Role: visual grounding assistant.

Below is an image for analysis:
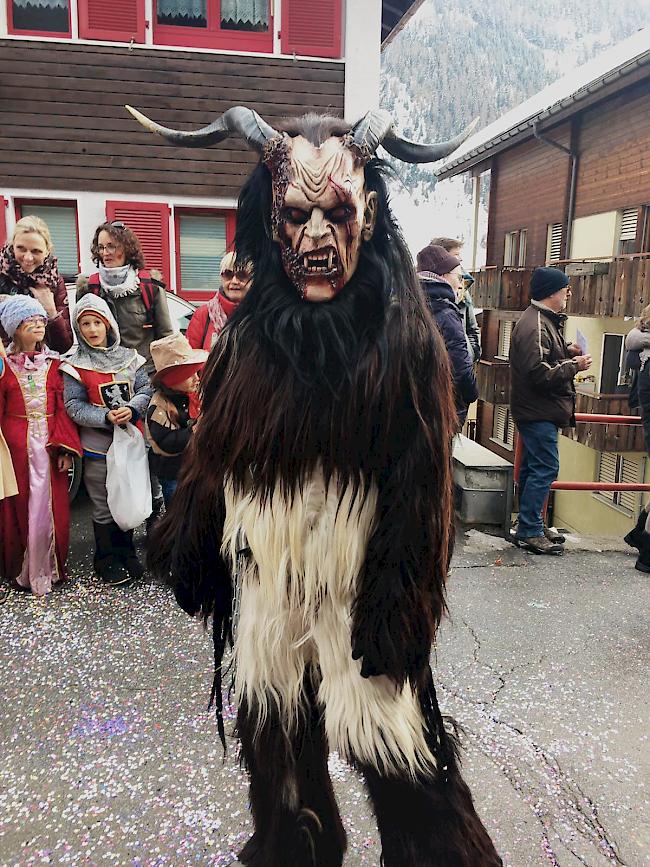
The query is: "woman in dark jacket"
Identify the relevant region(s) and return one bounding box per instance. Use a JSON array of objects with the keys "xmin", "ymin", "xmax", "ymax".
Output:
[
  {"xmin": 0, "ymin": 216, "xmax": 73, "ymax": 353},
  {"xmin": 416, "ymin": 244, "xmax": 478, "ymax": 427}
]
